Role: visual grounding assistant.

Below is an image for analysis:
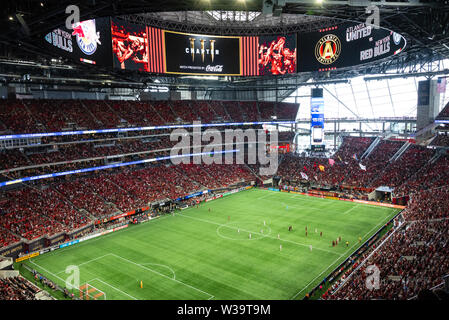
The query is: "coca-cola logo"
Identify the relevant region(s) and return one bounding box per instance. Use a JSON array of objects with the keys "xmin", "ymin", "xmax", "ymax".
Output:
[{"xmin": 205, "ymin": 65, "xmax": 223, "ymax": 72}]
